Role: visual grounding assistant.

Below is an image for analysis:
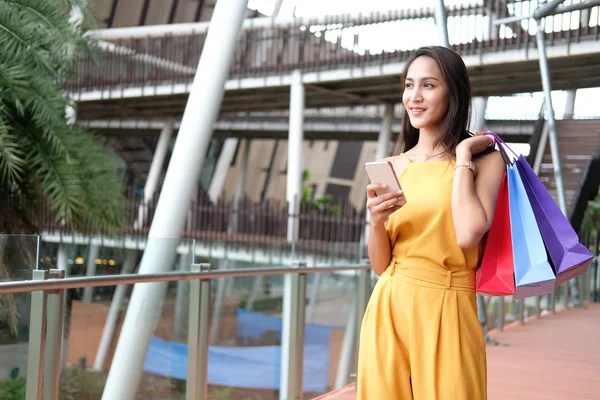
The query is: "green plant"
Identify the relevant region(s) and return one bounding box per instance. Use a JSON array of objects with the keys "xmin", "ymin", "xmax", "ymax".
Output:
[
  {"xmin": 0, "ymin": 0, "xmax": 125, "ymax": 336},
  {"xmin": 0, "ymin": 377, "xmax": 26, "ymax": 400},
  {"xmin": 239, "ymin": 295, "xmax": 283, "ymax": 312},
  {"xmin": 581, "ymin": 192, "xmax": 600, "ymax": 238},
  {"xmin": 0, "ymin": 0, "xmax": 125, "ymax": 234},
  {"xmin": 301, "ymin": 169, "xmax": 342, "ymax": 216}
]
